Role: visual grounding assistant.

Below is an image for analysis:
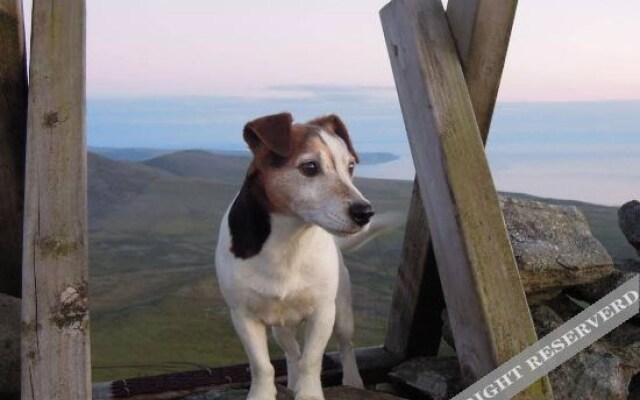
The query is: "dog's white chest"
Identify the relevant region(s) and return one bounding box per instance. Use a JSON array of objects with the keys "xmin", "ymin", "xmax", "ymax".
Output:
[
  {"xmin": 216, "ymin": 211, "xmax": 340, "ymax": 326},
  {"xmin": 247, "ymin": 290, "xmax": 316, "ymax": 326}
]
